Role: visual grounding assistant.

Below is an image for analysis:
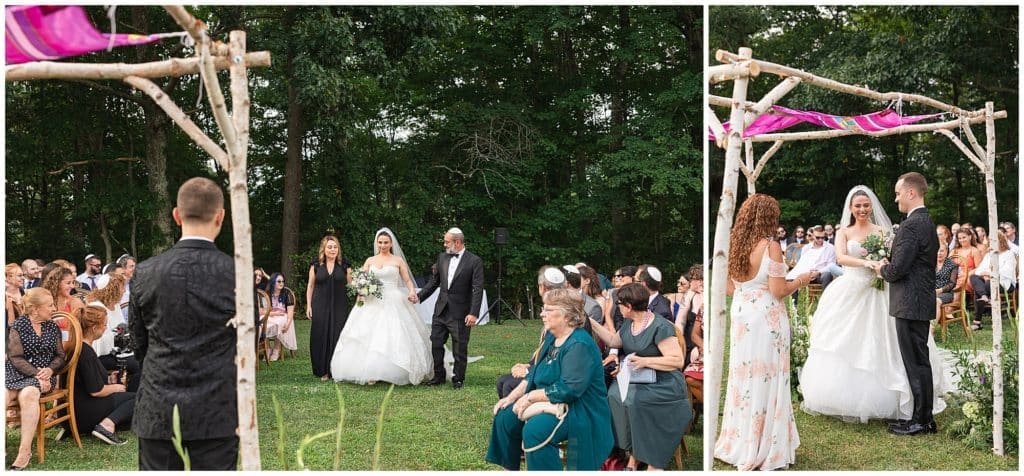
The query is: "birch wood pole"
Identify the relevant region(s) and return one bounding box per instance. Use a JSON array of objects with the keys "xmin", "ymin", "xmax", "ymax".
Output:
[
  {"xmin": 743, "ymin": 77, "xmax": 802, "ymax": 128},
  {"xmin": 706, "ymin": 105, "xmax": 727, "ymax": 148},
  {"xmin": 716, "ymin": 50, "xmax": 981, "ymax": 118},
  {"xmin": 706, "ymin": 46, "xmax": 753, "ymax": 470},
  {"xmin": 708, "ymin": 61, "xmax": 760, "ymax": 85},
  {"xmin": 4, "ymin": 53, "xmax": 270, "ymax": 81},
  {"xmin": 935, "ymin": 129, "xmax": 985, "ymax": 171},
  {"xmin": 984, "ymin": 101, "xmax": 1004, "ymax": 456},
  {"xmin": 123, "ymin": 76, "xmax": 229, "ymax": 168},
  {"xmin": 960, "ymin": 117, "xmax": 989, "ymax": 164},
  {"xmin": 743, "ymin": 140, "xmax": 756, "ymax": 194},
  {"xmin": 709, "ymin": 95, "xmax": 757, "ymax": 110}
]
